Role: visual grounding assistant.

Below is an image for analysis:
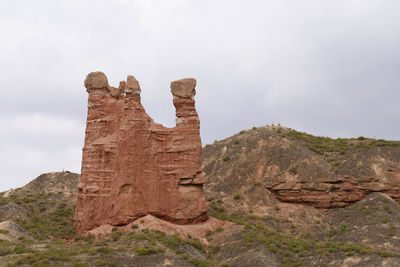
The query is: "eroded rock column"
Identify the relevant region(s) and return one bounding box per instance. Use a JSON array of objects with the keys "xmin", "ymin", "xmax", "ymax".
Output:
[{"xmin": 74, "ymin": 72, "xmax": 208, "ymax": 234}]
